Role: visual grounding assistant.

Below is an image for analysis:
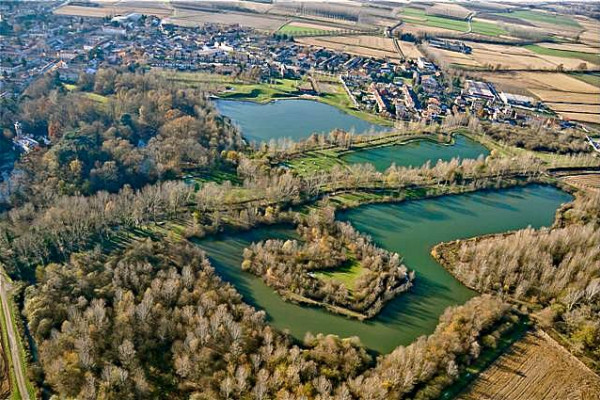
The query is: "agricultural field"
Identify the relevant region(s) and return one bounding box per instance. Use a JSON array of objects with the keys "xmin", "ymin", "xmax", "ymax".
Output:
[
  {"xmin": 397, "ymin": 41, "xmax": 423, "ymax": 60},
  {"xmin": 398, "ymin": 7, "xmax": 507, "ymax": 37},
  {"xmin": 277, "ymin": 21, "xmax": 343, "ymax": 37},
  {"xmin": 55, "ymin": 0, "xmax": 173, "ymax": 18},
  {"xmin": 472, "ymin": 71, "xmax": 600, "ymax": 124},
  {"xmin": 578, "ymin": 18, "xmax": 600, "ymax": 47},
  {"xmin": 297, "ymin": 35, "xmax": 401, "ymax": 61},
  {"xmin": 165, "ymin": 11, "xmax": 286, "ymax": 31},
  {"xmin": 498, "ymin": 10, "xmax": 581, "ymax": 28},
  {"xmin": 431, "ymin": 41, "xmax": 599, "ymax": 70},
  {"xmin": 570, "ymin": 72, "xmax": 600, "ymax": 88},
  {"xmin": 525, "ymin": 44, "xmax": 600, "ymax": 66},
  {"xmin": 458, "ymin": 330, "xmax": 600, "ymax": 400},
  {"xmin": 562, "ymin": 174, "xmax": 600, "ymax": 193}
]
